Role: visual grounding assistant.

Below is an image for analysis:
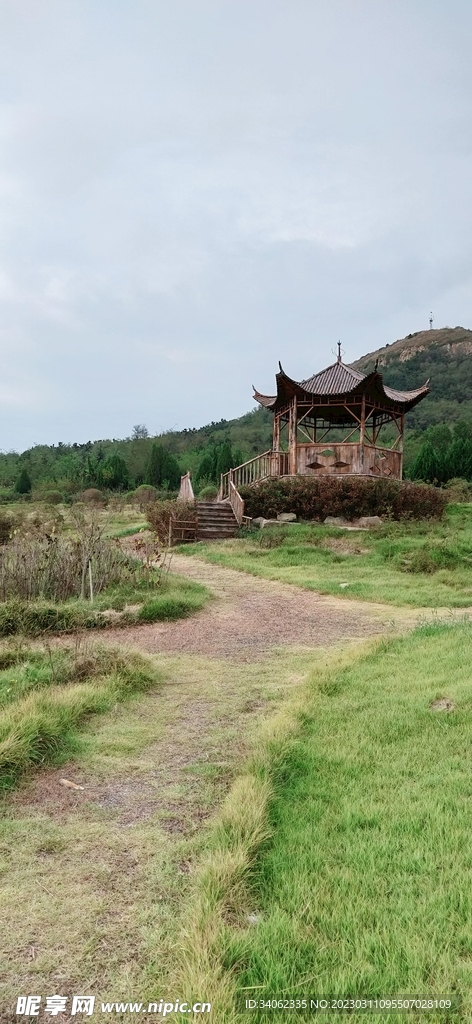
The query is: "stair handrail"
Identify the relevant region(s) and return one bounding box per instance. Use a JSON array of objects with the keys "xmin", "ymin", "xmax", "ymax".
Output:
[
  {"xmin": 229, "ymin": 479, "xmax": 244, "ymax": 525},
  {"xmin": 218, "ymin": 449, "xmax": 289, "ymax": 499}
]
